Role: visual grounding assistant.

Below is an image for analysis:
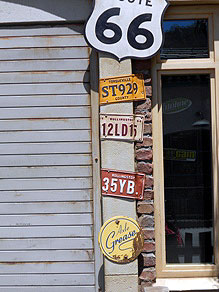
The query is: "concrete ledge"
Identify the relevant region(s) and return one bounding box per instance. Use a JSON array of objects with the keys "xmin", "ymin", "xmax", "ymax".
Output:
[
  {"xmin": 143, "ymin": 287, "xmax": 169, "ymax": 292},
  {"xmin": 154, "ymin": 278, "xmax": 219, "ymax": 291}
]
